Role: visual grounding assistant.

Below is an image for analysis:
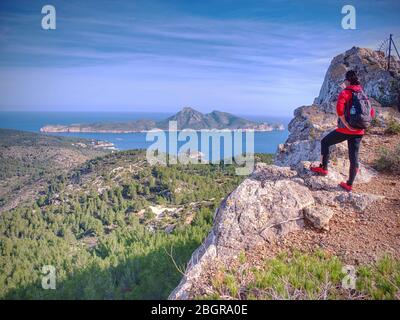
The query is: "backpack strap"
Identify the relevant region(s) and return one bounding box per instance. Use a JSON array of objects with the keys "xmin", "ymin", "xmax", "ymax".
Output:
[
  {"xmin": 343, "ymin": 89, "xmax": 355, "ymax": 119},
  {"xmin": 345, "ymin": 88, "xmax": 366, "ymax": 96}
]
